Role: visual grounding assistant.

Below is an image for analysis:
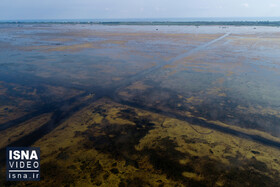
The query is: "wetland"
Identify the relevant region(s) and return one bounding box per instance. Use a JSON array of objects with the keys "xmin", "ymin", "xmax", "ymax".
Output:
[{"xmin": 0, "ymin": 24, "xmax": 280, "ymax": 186}]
